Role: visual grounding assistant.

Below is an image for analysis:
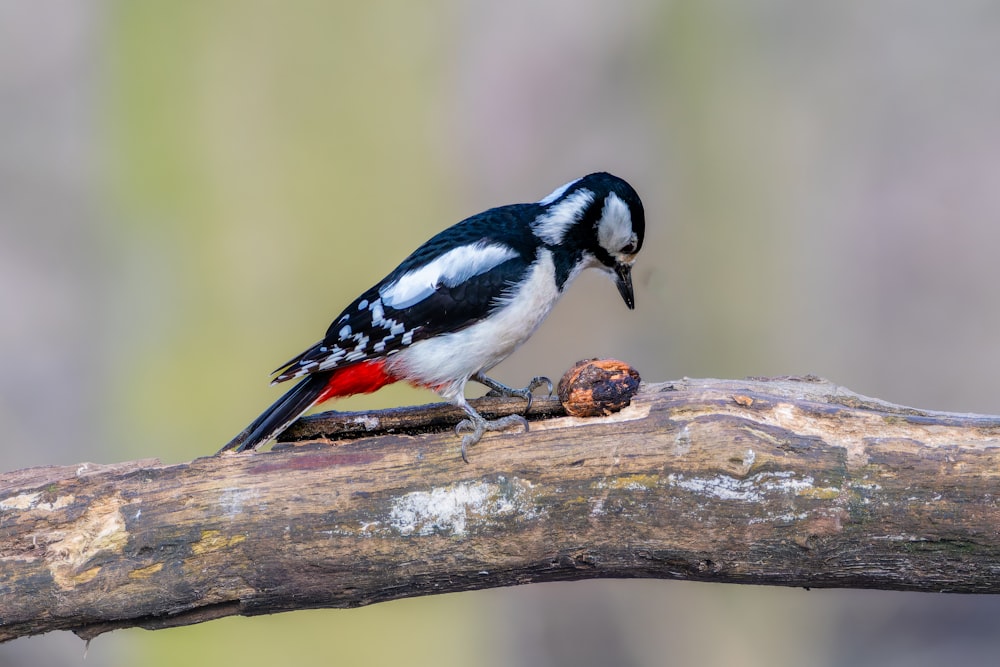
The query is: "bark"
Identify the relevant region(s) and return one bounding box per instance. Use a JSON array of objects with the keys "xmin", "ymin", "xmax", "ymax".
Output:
[{"xmin": 3, "ymin": 376, "xmax": 1000, "ymax": 643}]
